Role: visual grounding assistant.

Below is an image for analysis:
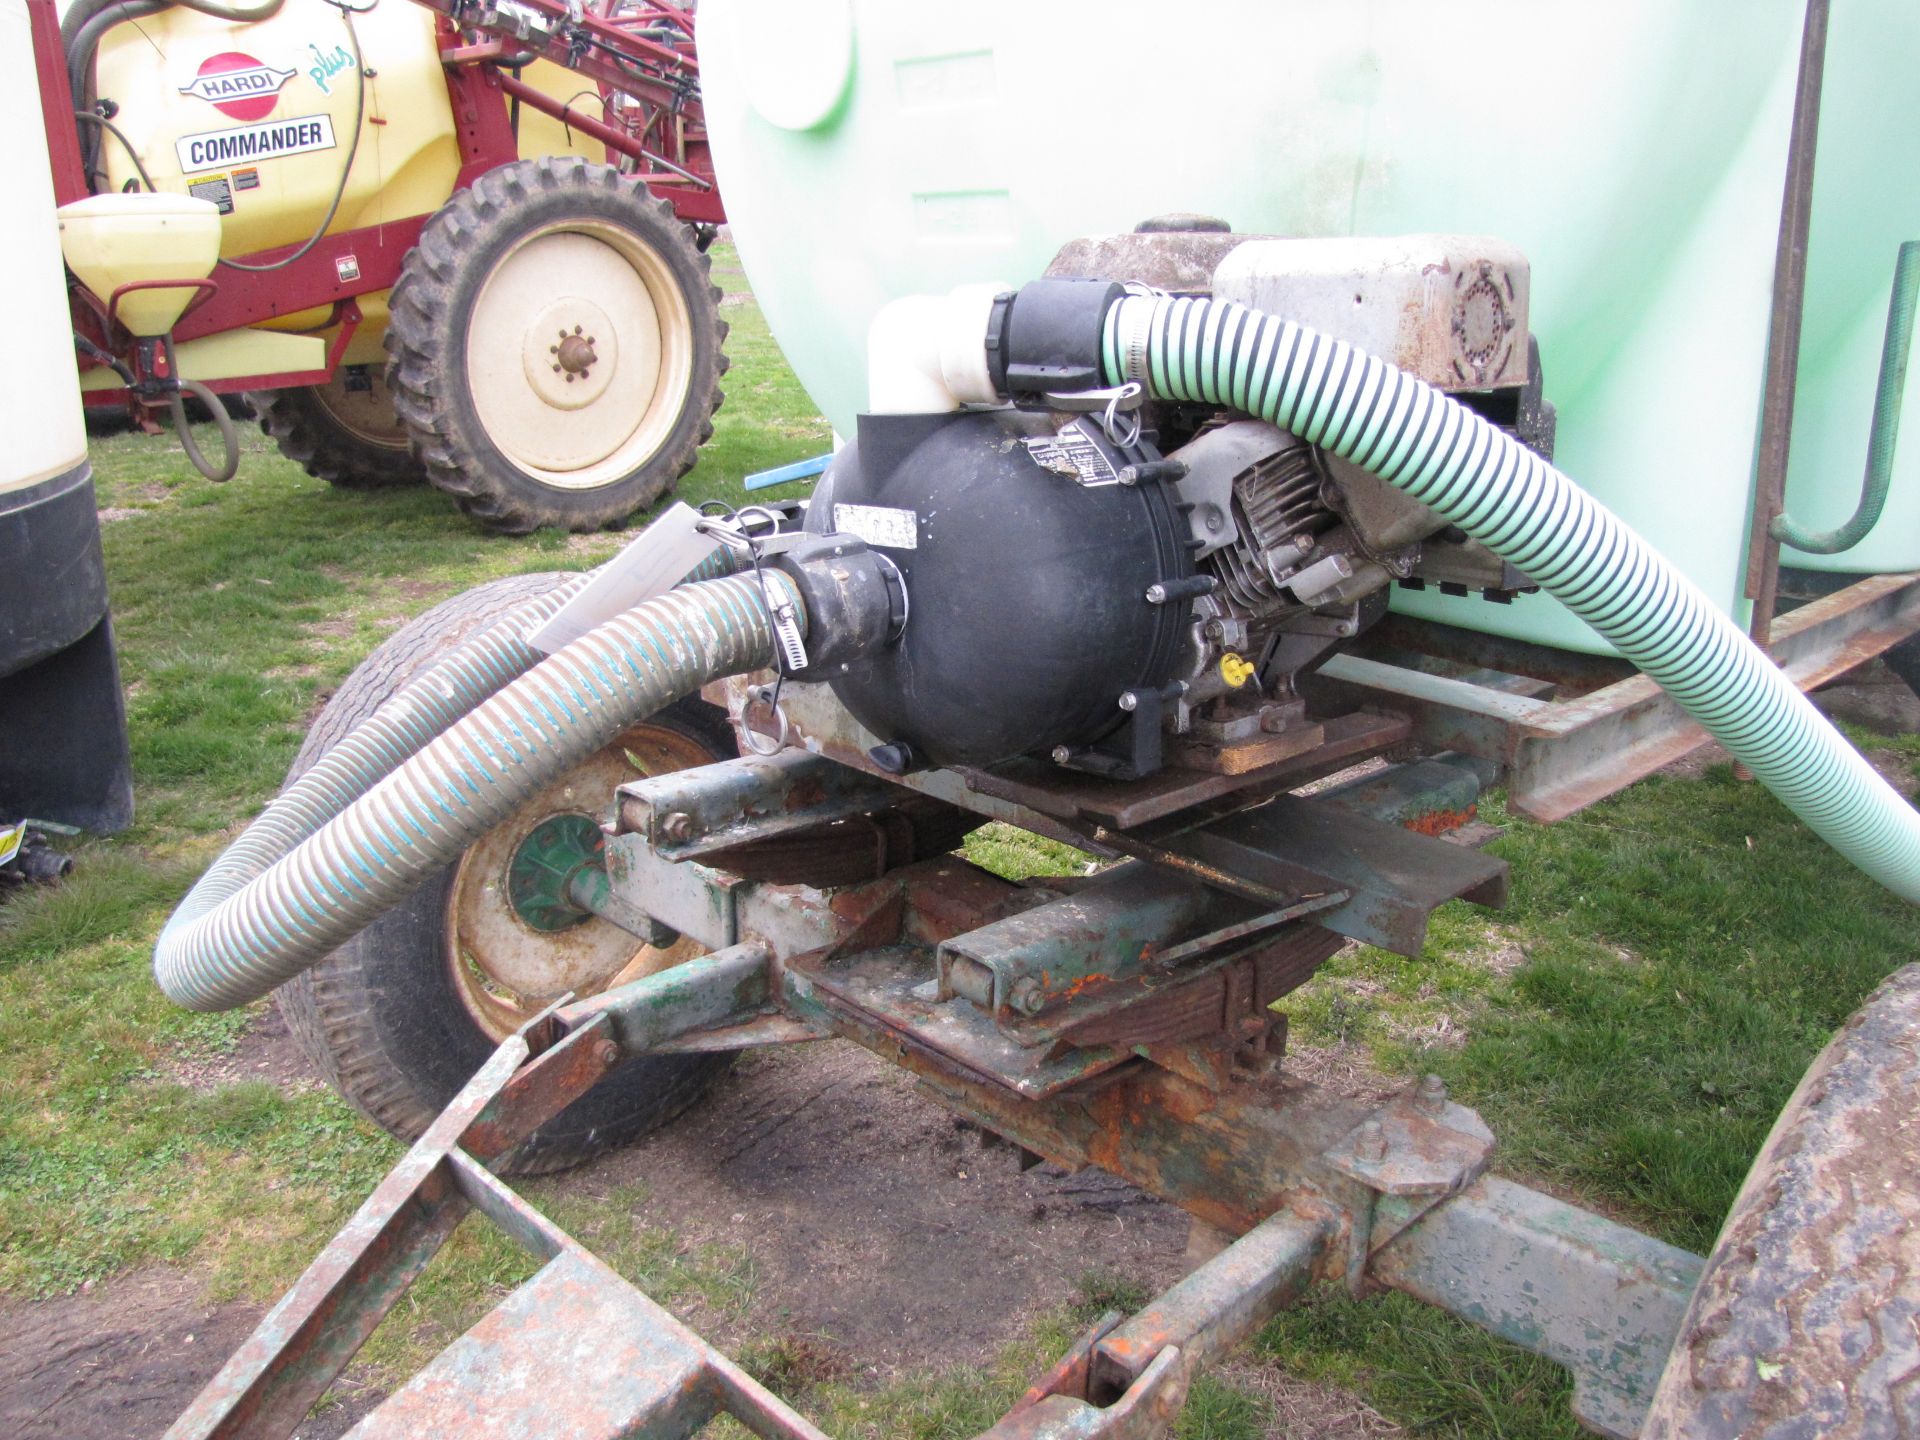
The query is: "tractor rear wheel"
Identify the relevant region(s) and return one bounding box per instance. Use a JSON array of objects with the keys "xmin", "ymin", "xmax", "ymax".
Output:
[
  {"xmin": 275, "ymin": 570, "xmax": 739, "ymax": 1175},
  {"xmin": 385, "ymin": 157, "xmax": 728, "ymax": 534},
  {"xmin": 249, "ymin": 367, "xmax": 426, "ymax": 489},
  {"xmin": 1641, "ymin": 963, "xmax": 1920, "ymax": 1439}
]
